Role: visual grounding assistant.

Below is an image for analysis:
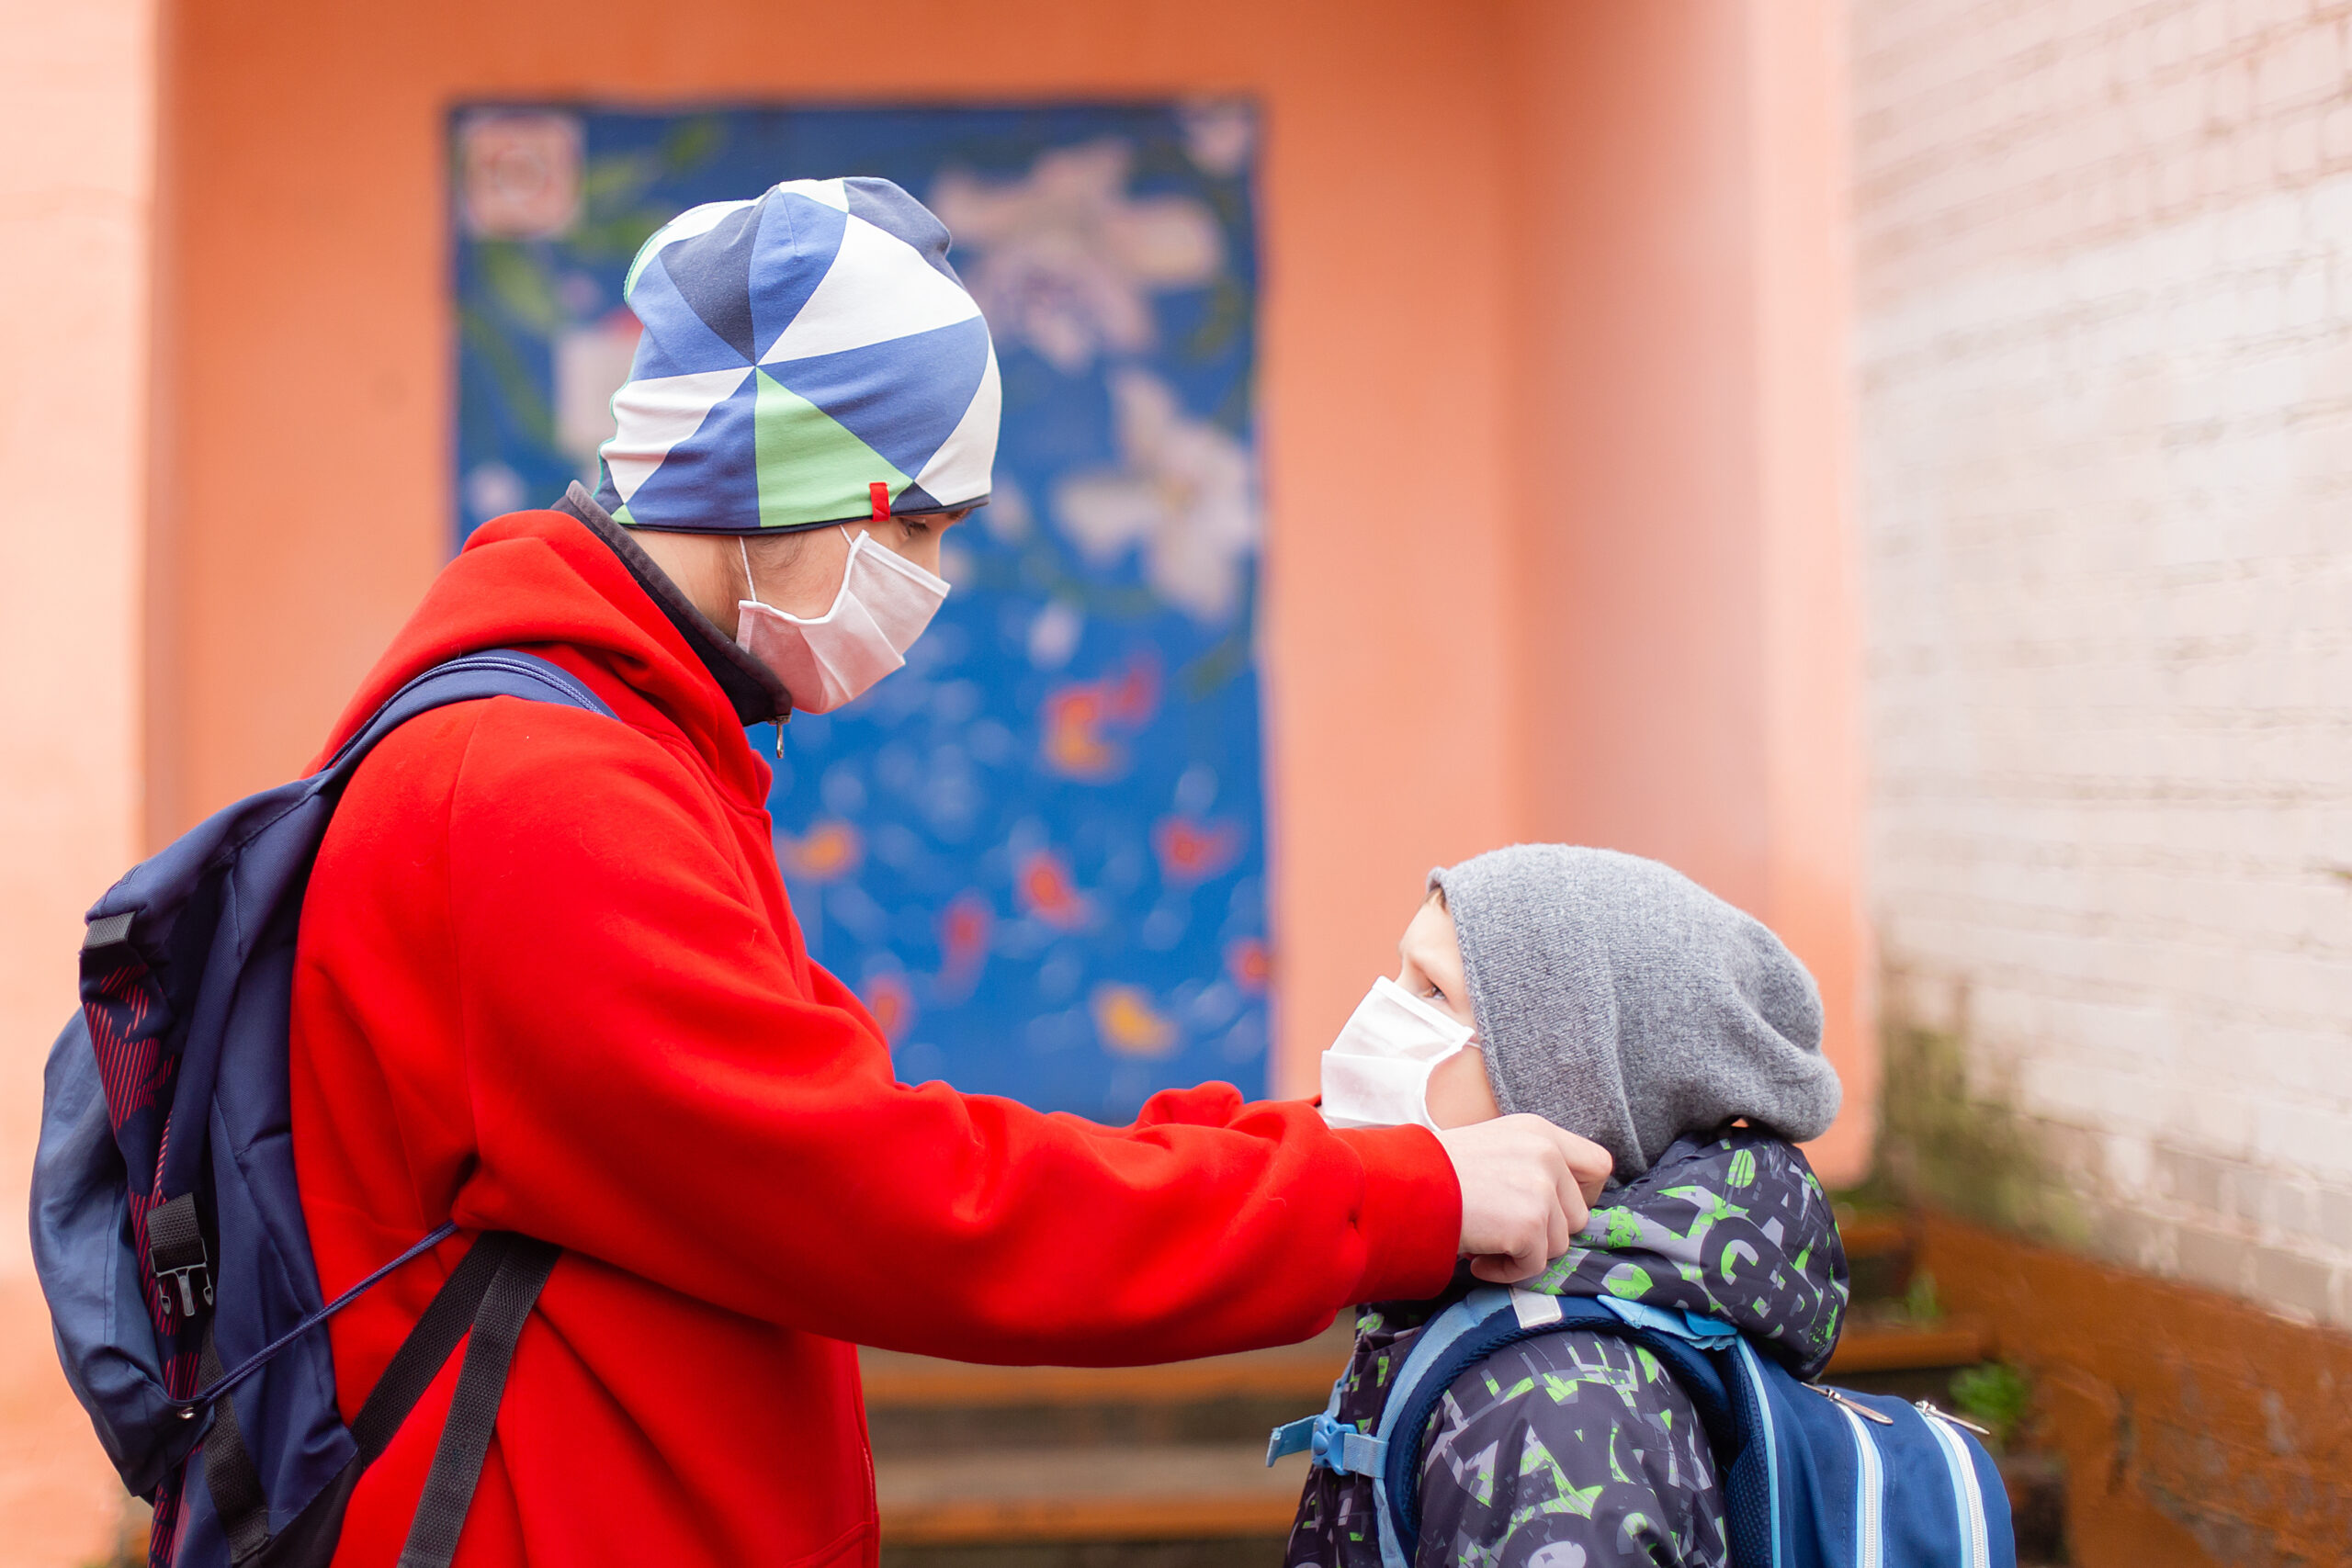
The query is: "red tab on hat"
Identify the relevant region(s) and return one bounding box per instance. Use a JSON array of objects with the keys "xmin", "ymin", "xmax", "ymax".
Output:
[{"xmin": 870, "ymin": 481, "xmax": 891, "ymax": 522}]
